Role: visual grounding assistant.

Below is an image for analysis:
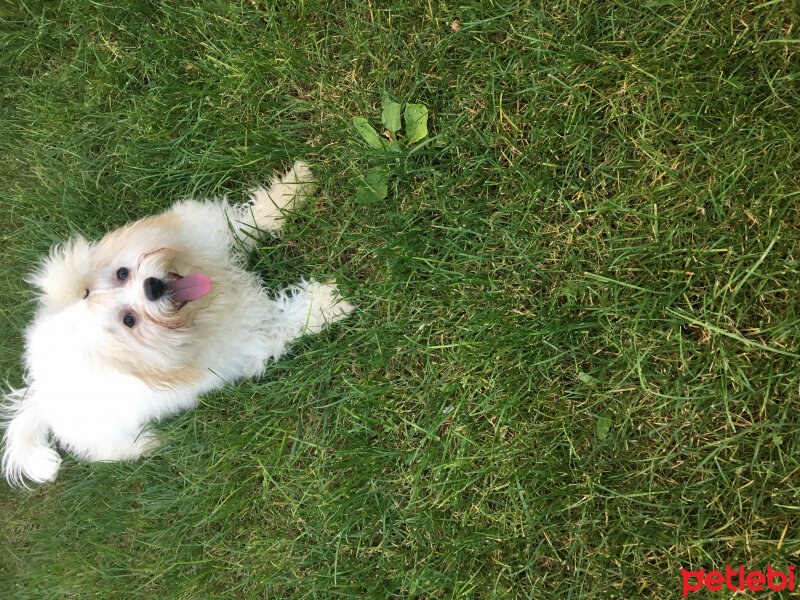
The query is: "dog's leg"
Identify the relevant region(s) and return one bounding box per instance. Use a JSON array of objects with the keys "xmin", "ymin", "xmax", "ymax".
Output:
[
  {"xmin": 261, "ymin": 280, "xmax": 355, "ymax": 361},
  {"xmin": 74, "ymin": 427, "xmax": 161, "ymax": 464},
  {"xmin": 228, "ymin": 161, "xmax": 316, "ymax": 250},
  {"xmin": 1, "ymin": 388, "xmax": 62, "ymax": 486}
]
